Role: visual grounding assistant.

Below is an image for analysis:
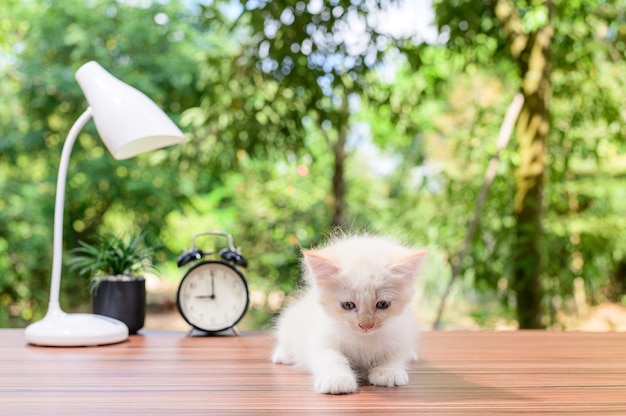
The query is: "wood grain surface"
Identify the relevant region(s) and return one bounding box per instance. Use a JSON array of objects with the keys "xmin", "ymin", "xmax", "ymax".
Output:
[{"xmin": 1, "ymin": 329, "xmax": 626, "ymax": 415}]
